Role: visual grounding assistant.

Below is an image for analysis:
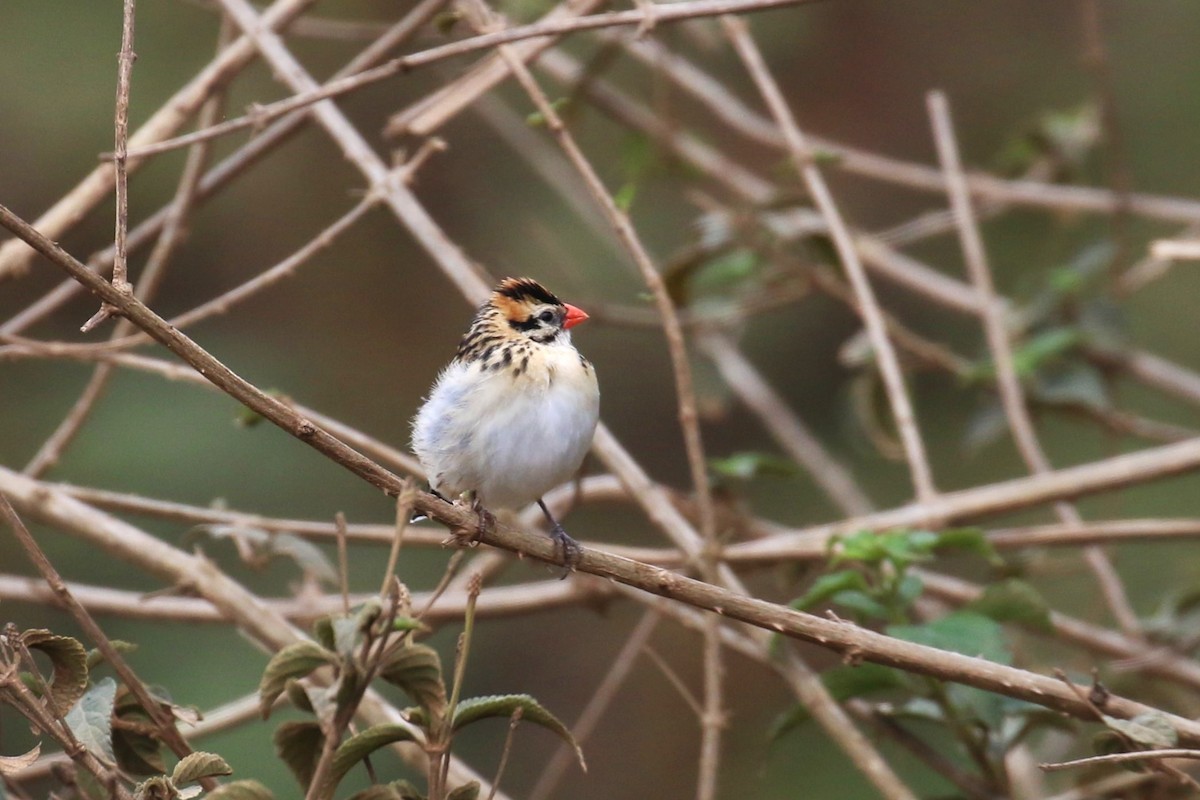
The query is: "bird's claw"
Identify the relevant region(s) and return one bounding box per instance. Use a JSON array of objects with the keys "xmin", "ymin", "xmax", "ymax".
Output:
[
  {"xmin": 472, "ymin": 504, "xmax": 496, "ymax": 543},
  {"xmin": 549, "ymin": 523, "xmax": 581, "ymax": 579}
]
